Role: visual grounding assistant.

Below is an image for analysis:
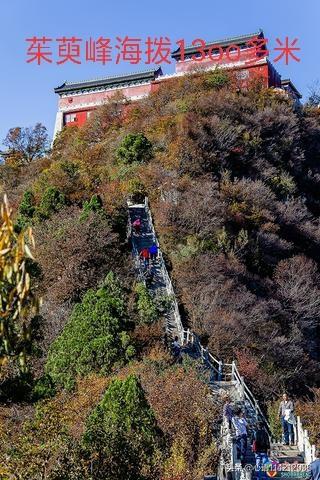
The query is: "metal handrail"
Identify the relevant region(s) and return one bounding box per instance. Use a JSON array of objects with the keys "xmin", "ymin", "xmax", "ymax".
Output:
[{"xmin": 232, "ymin": 362, "xmax": 271, "ymax": 432}]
